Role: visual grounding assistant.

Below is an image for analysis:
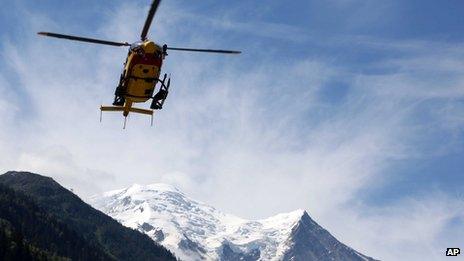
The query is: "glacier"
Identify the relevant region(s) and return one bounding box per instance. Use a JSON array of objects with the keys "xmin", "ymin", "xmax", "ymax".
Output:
[{"xmin": 89, "ymin": 183, "xmax": 375, "ymax": 261}]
